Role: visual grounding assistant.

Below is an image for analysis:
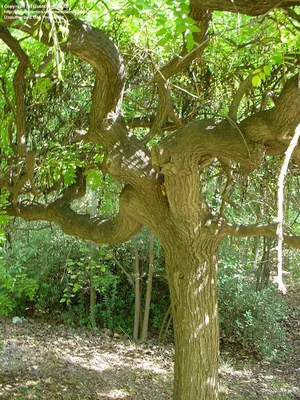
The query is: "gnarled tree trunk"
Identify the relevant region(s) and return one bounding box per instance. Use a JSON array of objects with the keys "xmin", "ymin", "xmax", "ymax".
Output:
[
  {"xmin": 164, "ymin": 232, "xmax": 221, "ymax": 400},
  {"xmin": 2, "ymin": 4, "xmax": 300, "ymax": 400}
]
